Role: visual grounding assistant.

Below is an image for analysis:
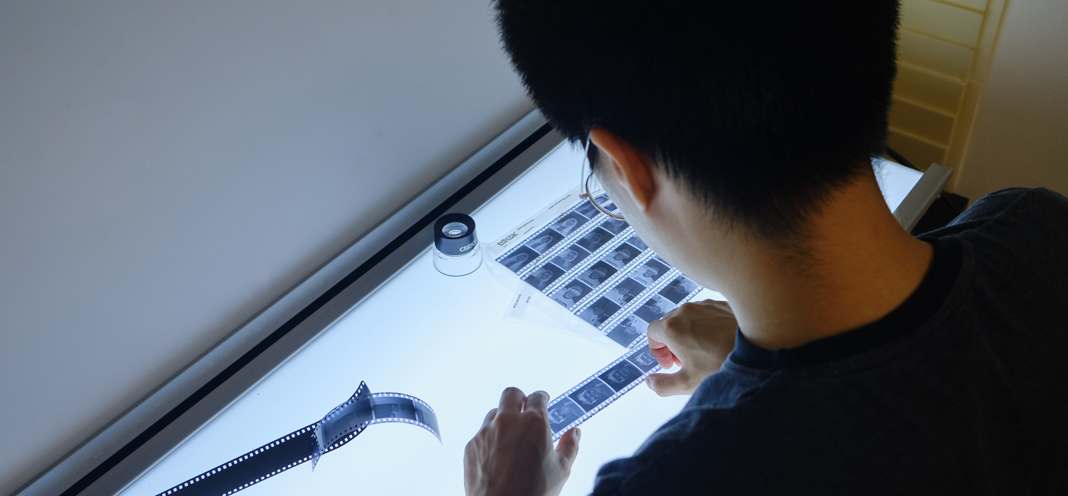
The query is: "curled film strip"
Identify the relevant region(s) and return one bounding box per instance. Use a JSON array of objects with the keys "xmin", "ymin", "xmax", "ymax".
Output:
[
  {"xmin": 156, "ymin": 382, "xmax": 439, "ymax": 496},
  {"xmin": 547, "ymin": 339, "xmax": 663, "ymax": 441}
]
